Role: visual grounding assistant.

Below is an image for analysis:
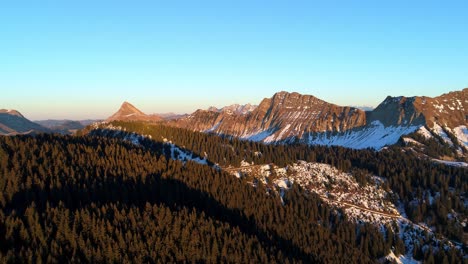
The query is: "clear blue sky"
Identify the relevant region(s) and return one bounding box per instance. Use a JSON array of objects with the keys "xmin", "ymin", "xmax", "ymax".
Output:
[{"xmin": 1, "ymin": 0, "xmax": 467, "ymax": 120}]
